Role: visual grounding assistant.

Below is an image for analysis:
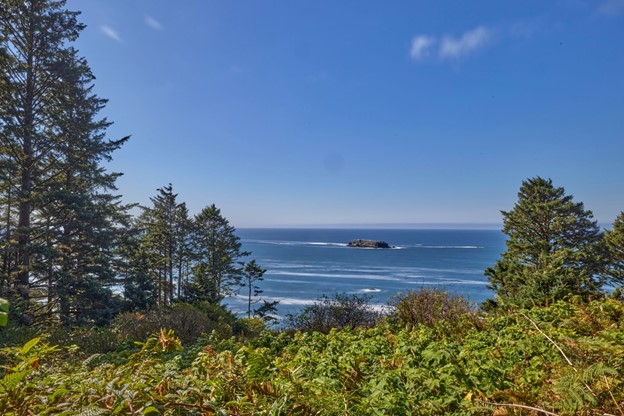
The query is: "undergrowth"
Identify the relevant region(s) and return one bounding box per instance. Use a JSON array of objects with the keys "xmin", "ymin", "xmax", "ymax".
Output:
[{"xmin": 0, "ymin": 297, "xmax": 623, "ymax": 415}]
